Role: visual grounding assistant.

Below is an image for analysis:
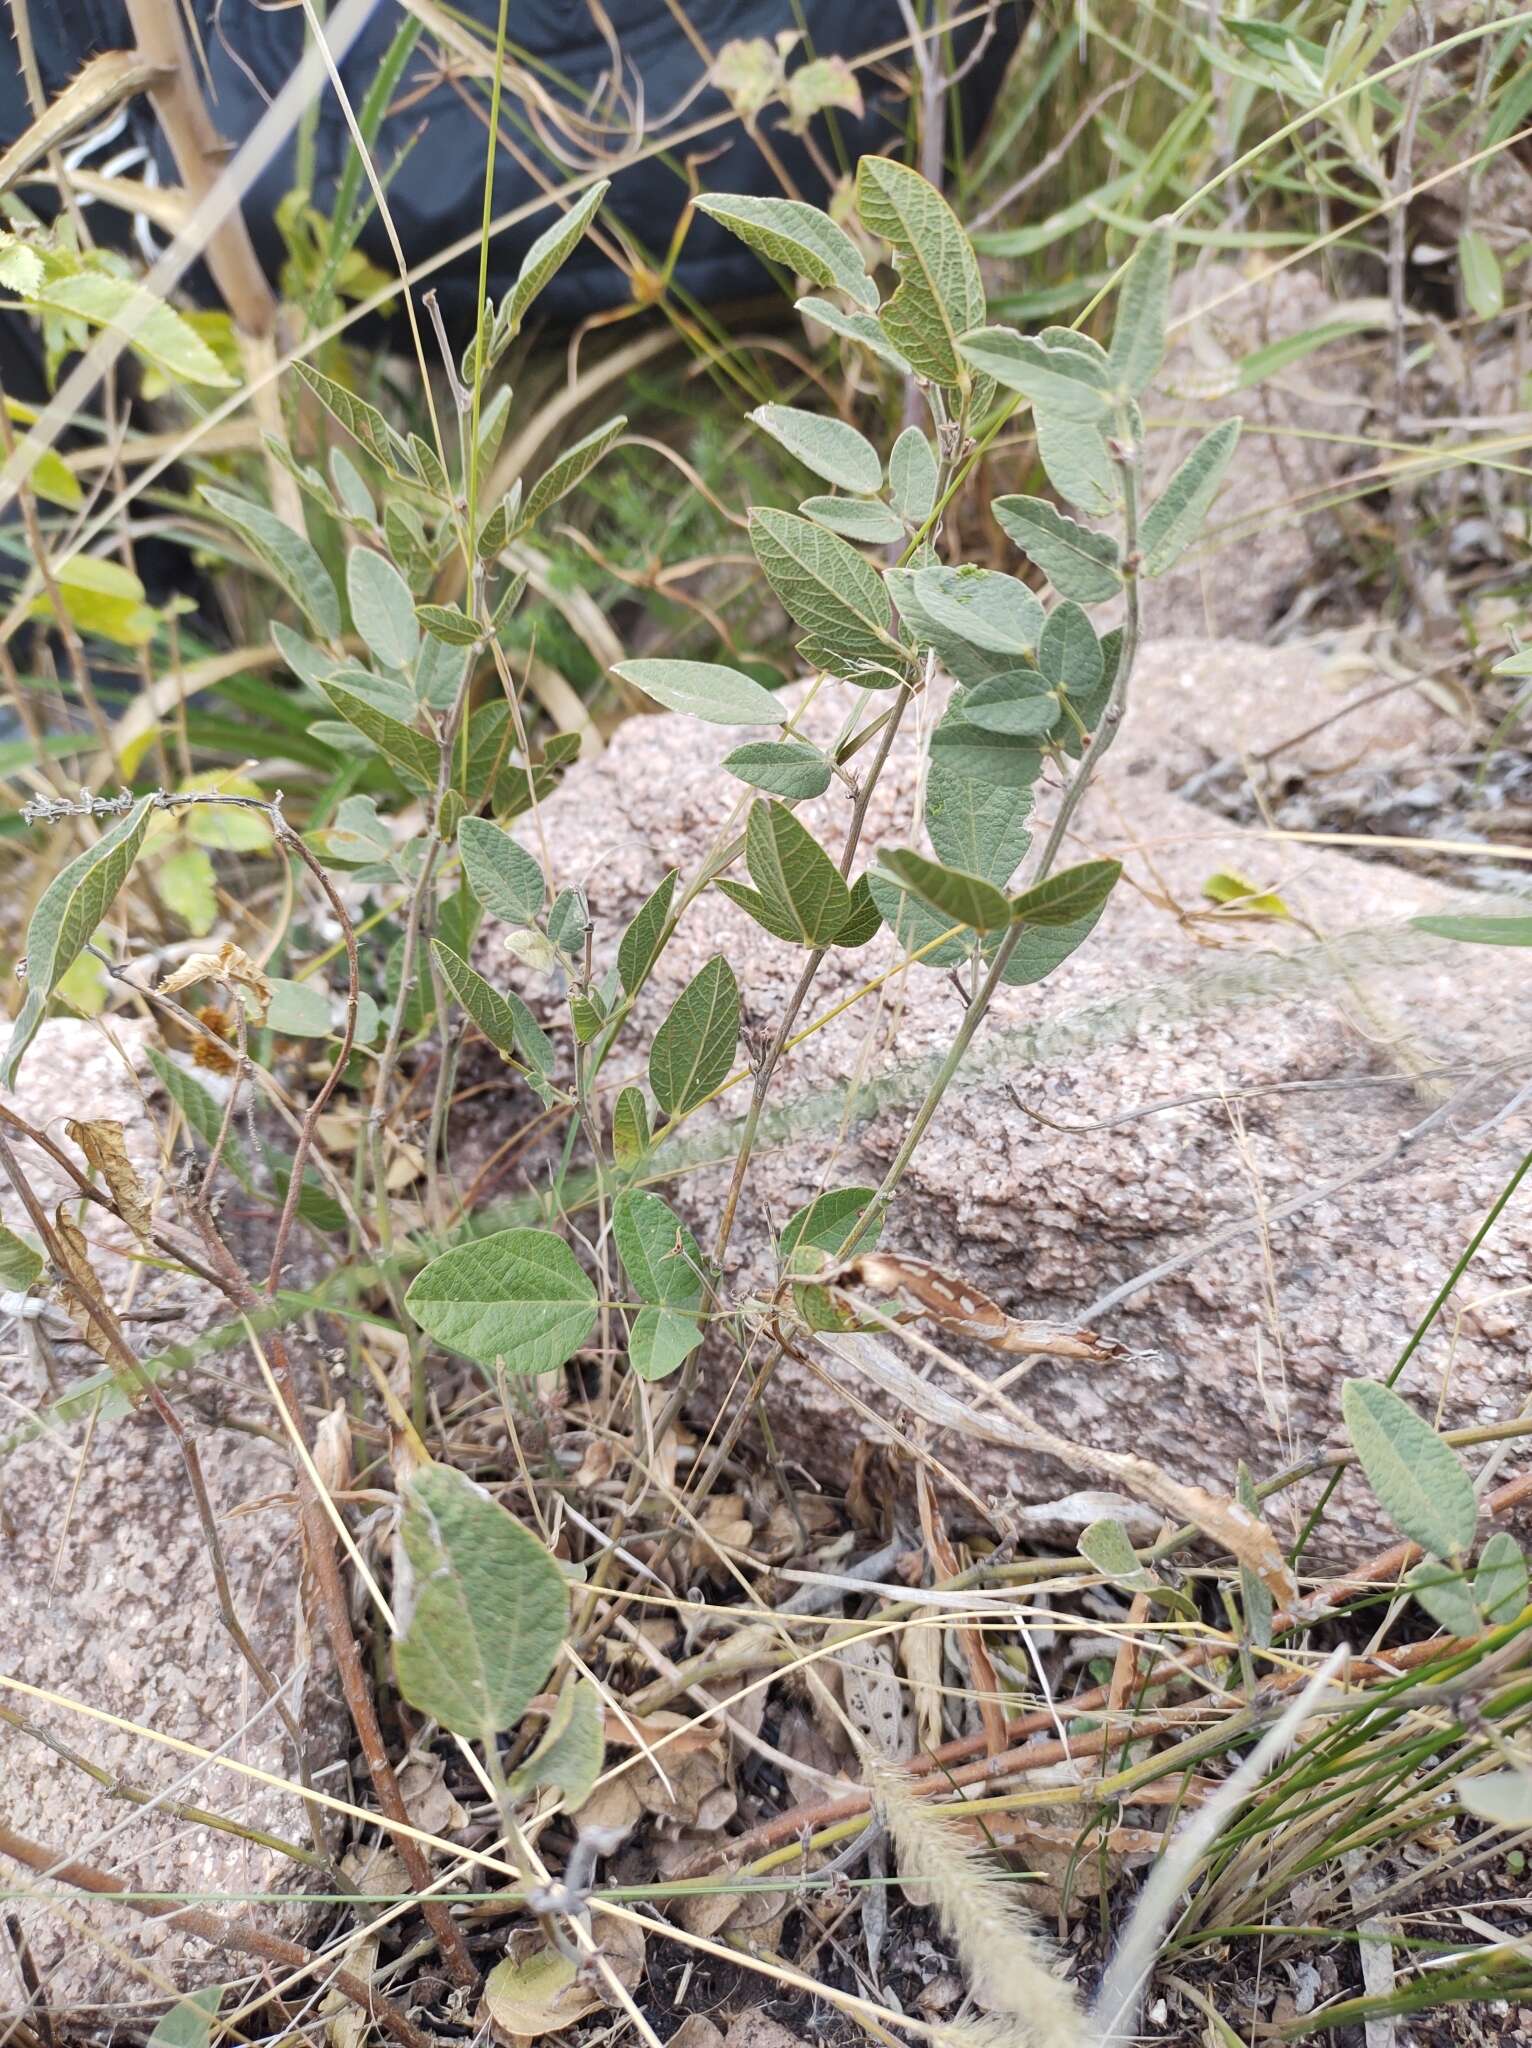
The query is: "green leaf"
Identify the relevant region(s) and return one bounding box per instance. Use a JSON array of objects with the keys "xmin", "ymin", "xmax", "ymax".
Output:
[
  {"xmin": 1342, "ymin": 1379, "xmax": 1478, "ymax": 1559},
  {"xmin": 835, "ymin": 872, "xmax": 881, "ymax": 947},
  {"xmin": 1138, "ymin": 422, "xmax": 1241, "ymax": 576},
  {"xmin": 416, "ymin": 601, "xmax": 482, "ymax": 647},
  {"xmin": 2, "ymin": 796, "xmax": 153, "ymax": 1088},
  {"xmin": 781, "ymin": 1186, "xmax": 881, "ymax": 1268},
  {"xmin": 498, "ymin": 182, "xmax": 610, "ymax": 341},
  {"xmin": 649, "ymin": 956, "xmax": 739, "ymax": 1117},
  {"xmin": 201, "ymin": 486, "xmax": 341, "ymax": 639},
  {"xmin": 613, "ymin": 658, "xmax": 783, "ymax": 727},
  {"xmin": 0, "ymin": 1223, "xmax": 44, "ymax": 1292},
  {"xmin": 750, "ymin": 404, "xmax": 881, "ymax": 493},
  {"xmin": 318, "ymin": 680, "xmax": 438, "ymax": 796},
  {"xmin": 617, "ymin": 869, "xmax": 677, "ymax": 995},
  {"xmin": 347, "ymin": 548, "xmax": 419, "ymax": 671},
  {"xmin": 724, "ymin": 739, "xmax": 833, "ymax": 800},
  {"xmin": 888, "ymin": 427, "xmax": 938, "ymax": 525},
  {"xmin": 928, "ymin": 715, "xmax": 1044, "ymax": 791},
  {"xmin": 547, "ymin": 888, "xmax": 588, "ymax": 960},
  {"xmin": 329, "ymin": 445, "xmax": 375, "ymax": 522},
  {"xmin": 997, "ymin": 905, "xmax": 1107, "ymax": 984},
  {"xmin": 459, "ymin": 817, "xmax": 544, "ymax": 926},
  {"xmin": 293, "ymin": 362, "xmax": 406, "ymax": 471},
  {"xmin": 958, "ymin": 330, "xmax": 1113, "ymax": 420},
  {"xmin": 749, "ymin": 508, "xmax": 892, "ymax": 664},
  {"xmin": 148, "ymin": 1985, "xmax": 226, "ymax": 2048},
  {"xmin": 145, "ymin": 1049, "xmax": 253, "ymax": 1189},
  {"xmin": 37, "ymin": 273, "xmax": 235, "ymax": 388},
  {"xmin": 406, "ymin": 1227, "xmax": 596, "ymax": 1374},
  {"xmin": 507, "ymin": 1677, "xmax": 605, "ymax": 1810},
  {"xmin": 629, "ymin": 1303, "xmax": 705, "ymax": 1381},
  {"xmin": 611, "ymin": 1085, "xmax": 651, "ymax": 1165},
  {"xmin": 433, "ymin": 942, "xmax": 555, "ymax": 1090},
  {"xmin": 1474, "ymin": 1530, "xmax": 1527, "ymax": 1625},
  {"xmin": 613, "ymin": 1189, "xmax": 704, "ymax": 1308},
  {"xmin": 1459, "ymin": 228, "xmax": 1504, "ymax": 322},
  {"xmin": 155, "ymin": 844, "xmax": 218, "ymax": 935},
  {"xmin": 392, "ymin": 1460, "xmax": 568, "ymax": 1741},
  {"xmin": 30, "ymin": 556, "xmax": 156, "ymax": 648},
  {"xmin": 746, "ymin": 800, "xmax": 852, "ymax": 946},
  {"xmin": 800, "ymin": 496, "xmax": 906, "ymax": 545},
  {"xmin": 923, "ymin": 754, "xmax": 1033, "ymax": 886},
  {"xmin": 715, "ymin": 877, "xmax": 805, "ymax": 946},
  {"xmin": 1039, "ymin": 602, "xmax": 1105, "ymax": 699},
  {"xmin": 1236, "ymin": 1462, "xmax": 1274, "ymax": 1647},
  {"xmin": 696, "ymin": 194, "xmax": 878, "ymax": 309},
  {"xmin": 1079, "ymin": 1517, "xmax": 1156, "ymax": 1593},
  {"xmin": 1412, "ymin": 913, "xmax": 1532, "ymax": 947},
  {"xmin": 993, "ymin": 496, "xmax": 1121, "ymax": 604},
  {"xmin": 877, "ymin": 849, "xmax": 1012, "ymax": 932},
  {"xmin": 963, "ymin": 671, "xmax": 1060, "ymax": 738},
  {"xmin": 1036, "ymin": 410, "xmax": 1118, "ymax": 519},
  {"xmin": 1107, "ymin": 226, "xmax": 1172, "ymax": 395},
  {"xmin": 1010, "ymin": 858, "xmax": 1121, "ymax": 926},
  {"xmin": 854, "ymin": 157, "xmax": 985, "ymax": 386},
  {"xmin": 796, "ymin": 297, "xmax": 912, "ymax": 374},
  {"xmin": 520, "ymin": 416, "xmax": 626, "ymax": 529},
  {"xmin": 912, "ymin": 565, "xmax": 1044, "ymax": 657},
  {"xmin": 267, "ymin": 976, "xmax": 332, "ymax": 1037},
  {"xmin": 1407, "ymin": 1557, "xmax": 1482, "ymax": 1637}
]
